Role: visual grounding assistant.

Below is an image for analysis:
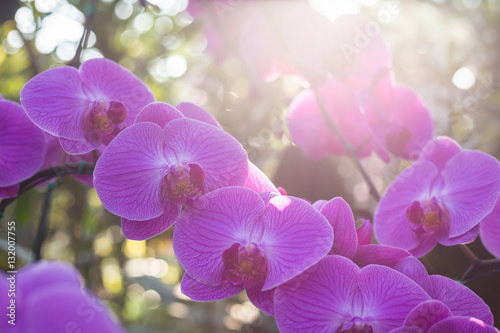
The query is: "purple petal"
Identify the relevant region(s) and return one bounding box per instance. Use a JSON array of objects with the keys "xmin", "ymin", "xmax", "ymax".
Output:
[
  {"xmin": 244, "ymin": 161, "xmax": 279, "ymax": 193},
  {"xmin": 180, "ymin": 274, "xmax": 242, "ymax": 301},
  {"xmin": 287, "ymin": 79, "xmax": 373, "ymax": 160},
  {"xmin": 394, "ymin": 256, "xmax": 433, "ymax": 295},
  {"xmin": 173, "ymin": 187, "xmax": 266, "ymax": 285},
  {"xmin": 360, "ymin": 265, "xmax": 431, "ymax": 332},
  {"xmin": 428, "ymin": 317, "xmax": 498, "ymax": 333},
  {"xmin": 20, "ymin": 66, "xmax": 90, "ymax": 141},
  {"xmin": 418, "ymin": 136, "xmax": 462, "ymax": 171},
  {"xmin": 403, "ymin": 300, "xmax": 452, "ymax": 331},
  {"xmin": 330, "ymin": 14, "xmax": 391, "ymax": 87},
  {"xmin": 60, "ymin": 137, "xmax": 100, "ymax": 155},
  {"xmin": 257, "ymin": 196, "xmax": 333, "ymax": 290},
  {"xmin": 121, "ymin": 201, "xmax": 181, "ymax": 240},
  {"xmin": 26, "ymin": 286, "xmax": 124, "ymax": 333},
  {"xmin": 18, "ymin": 261, "xmax": 82, "ymax": 298},
  {"xmin": 0, "ymin": 100, "xmax": 46, "ymax": 186},
  {"xmin": 79, "ymin": 58, "xmax": 154, "ymax": 121},
  {"xmin": 374, "ymin": 161, "xmax": 437, "ymax": 251},
  {"xmin": 320, "ymin": 197, "xmax": 357, "ymax": 258},
  {"xmin": 480, "ymin": 198, "xmax": 500, "ymax": 258},
  {"xmin": 274, "ymin": 256, "xmax": 359, "ymax": 333},
  {"xmin": 388, "ymin": 86, "xmax": 434, "ymax": 160},
  {"xmin": 162, "ymin": 118, "xmax": 249, "ymax": 192},
  {"xmin": 246, "ymin": 286, "xmax": 275, "ymax": 316},
  {"xmin": 312, "ymin": 199, "xmax": 328, "ymax": 211},
  {"xmin": 0, "ymin": 184, "xmax": 19, "ymax": 199},
  {"xmin": 353, "ymin": 244, "xmax": 411, "ymax": 268},
  {"xmin": 436, "ymin": 224, "xmax": 480, "ymax": 246},
  {"xmin": 176, "ymin": 102, "xmax": 222, "ymax": 129},
  {"xmin": 94, "ymin": 122, "xmax": 168, "ymax": 221},
  {"xmin": 409, "ymin": 233, "xmax": 439, "ymax": 258},
  {"xmin": 134, "ymin": 102, "xmax": 183, "ymax": 128},
  {"xmin": 429, "ymin": 275, "xmax": 494, "ymax": 325},
  {"xmin": 356, "ymin": 219, "xmax": 373, "ymax": 246},
  {"xmin": 440, "ymin": 150, "xmax": 500, "ymax": 237}
]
